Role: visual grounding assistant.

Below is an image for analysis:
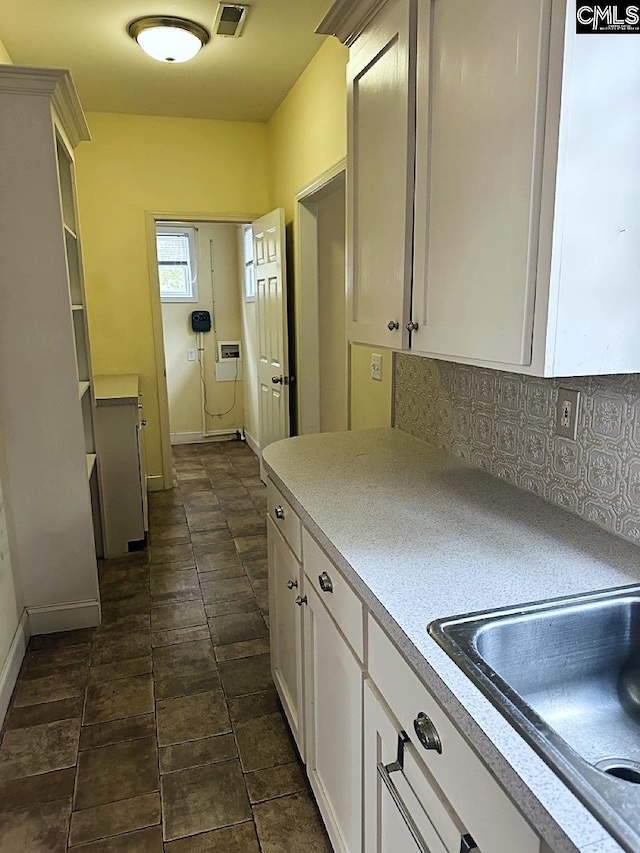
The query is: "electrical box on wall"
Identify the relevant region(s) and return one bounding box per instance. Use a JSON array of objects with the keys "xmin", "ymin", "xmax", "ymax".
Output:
[{"xmin": 216, "ymin": 341, "xmax": 242, "ymax": 382}]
